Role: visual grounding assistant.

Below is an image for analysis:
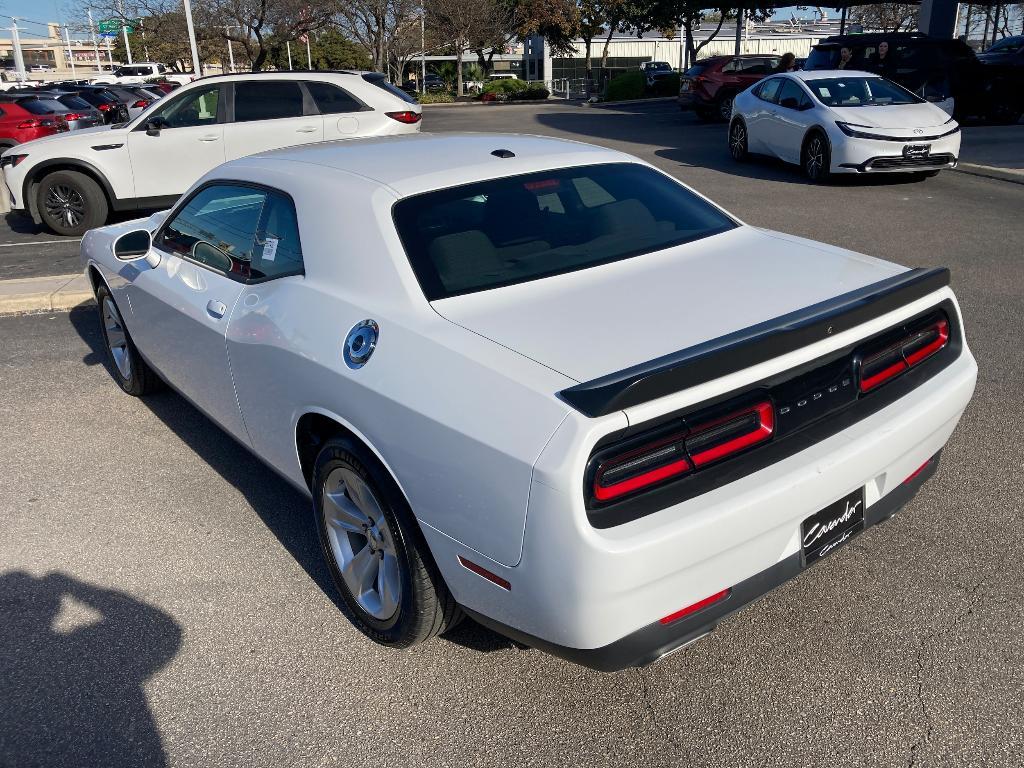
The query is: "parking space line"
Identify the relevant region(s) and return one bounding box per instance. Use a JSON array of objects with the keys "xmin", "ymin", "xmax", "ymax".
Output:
[{"xmin": 0, "ymin": 239, "xmax": 81, "ymax": 247}]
